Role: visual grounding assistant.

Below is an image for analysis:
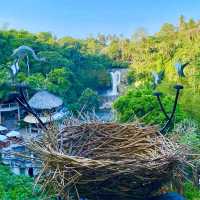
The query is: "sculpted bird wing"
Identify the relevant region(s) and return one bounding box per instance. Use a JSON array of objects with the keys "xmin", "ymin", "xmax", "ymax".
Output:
[
  {"xmin": 152, "ymin": 71, "xmax": 159, "ymax": 85},
  {"xmin": 174, "ymin": 62, "xmax": 189, "ymax": 77},
  {"xmin": 181, "ymin": 62, "xmax": 189, "ymax": 70},
  {"xmin": 152, "ymin": 71, "xmax": 157, "ymax": 79},
  {"xmin": 158, "ymin": 70, "xmax": 164, "ymax": 80},
  {"xmin": 11, "ymin": 45, "xmax": 45, "ymax": 61}
]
